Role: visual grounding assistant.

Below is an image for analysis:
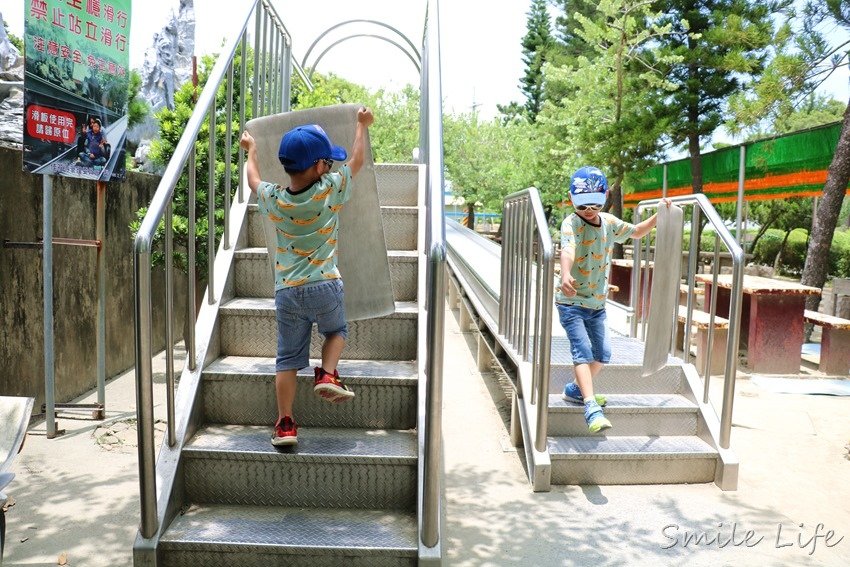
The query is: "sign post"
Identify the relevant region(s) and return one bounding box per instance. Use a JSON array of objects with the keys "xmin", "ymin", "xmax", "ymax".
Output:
[{"xmin": 23, "ymin": 0, "xmax": 132, "ymax": 434}]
